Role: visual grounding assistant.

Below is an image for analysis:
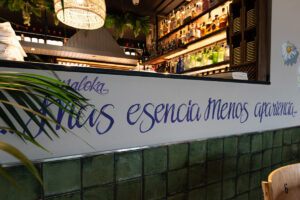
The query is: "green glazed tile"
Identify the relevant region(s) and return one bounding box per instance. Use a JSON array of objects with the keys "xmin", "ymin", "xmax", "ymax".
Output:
[
  {"xmin": 250, "ymin": 171, "xmax": 261, "ymax": 190},
  {"xmin": 189, "ymin": 187, "xmax": 206, "ymax": 200},
  {"xmin": 207, "ymin": 138, "xmax": 223, "ymax": 161},
  {"xmin": 251, "ymin": 153, "xmax": 262, "ymax": 171},
  {"xmin": 48, "ymin": 193, "xmax": 81, "ymax": 200},
  {"xmin": 236, "ymin": 193, "xmax": 249, "ymax": 200},
  {"xmin": 282, "ymin": 146, "xmax": 293, "ymax": 162},
  {"xmin": 144, "ymin": 174, "xmax": 166, "ymax": 200},
  {"xmin": 189, "ymin": 164, "xmax": 206, "ymax": 189},
  {"xmin": 292, "ymin": 144, "xmax": 299, "ymax": 159},
  {"xmin": 223, "ymin": 158, "xmax": 237, "ymax": 179},
  {"xmin": 83, "ymin": 185, "xmax": 114, "ymax": 200},
  {"xmin": 0, "ymin": 166, "xmax": 41, "ymax": 200},
  {"xmin": 168, "ymin": 143, "xmax": 188, "ymax": 170},
  {"xmin": 207, "ymin": 160, "xmax": 222, "ymax": 184},
  {"xmin": 116, "ymin": 179, "xmax": 141, "ymax": 200},
  {"xmin": 167, "ymin": 193, "xmax": 186, "ymax": 200},
  {"xmin": 291, "ymin": 128, "xmax": 300, "ymax": 143},
  {"xmin": 263, "ymin": 149, "xmax": 272, "ymax": 167},
  {"xmin": 82, "ymin": 154, "xmax": 114, "ymax": 187},
  {"xmin": 43, "ymin": 159, "xmax": 80, "ymax": 196},
  {"xmin": 251, "ymin": 134, "xmax": 262, "ymax": 153},
  {"xmin": 284, "ymin": 129, "xmax": 293, "ymax": 145},
  {"xmin": 272, "ymin": 147, "xmax": 282, "ymax": 165},
  {"xmin": 116, "ymin": 151, "xmax": 142, "ymax": 182},
  {"xmin": 237, "ymin": 174, "xmax": 249, "ymax": 194},
  {"xmin": 239, "ymin": 135, "xmax": 251, "ymax": 154},
  {"xmin": 262, "ymin": 167, "xmax": 272, "ymax": 181},
  {"xmin": 168, "ymin": 168, "xmax": 187, "ymax": 195},
  {"xmin": 222, "ymin": 179, "xmax": 235, "ymax": 199},
  {"xmin": 238, "ymin": 154, "xmax": 250, "ymax": 174},
  {"xmin": 249, "ymin": 188, "xmax": 262, "ymax": 200},
  {"xmin": 144, "ymin": 147, "xmax": 167, "ymax": 175},
  {"xmin": 273, "ymin": 130, "xmax": 283, "ymax": 147},
  {"xmin": 189, "ymin": 140, "xmax": 207, "ymax": 165},
  {"xmin": 206, "ymin": 182, "xmax": 221, "ymax": 200},
  {"xmin": 224, "ymin": 137, "xmax": 238, "ymax": 157},
  {"xmin": 263, "ymin": 131, "xmax": 273, "ymax": 149}
]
